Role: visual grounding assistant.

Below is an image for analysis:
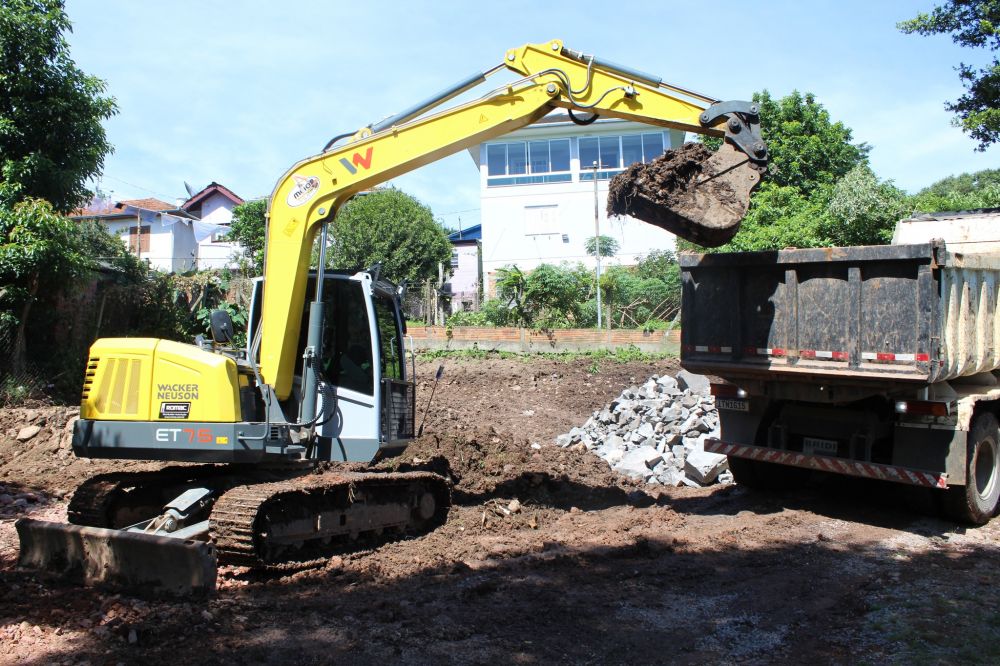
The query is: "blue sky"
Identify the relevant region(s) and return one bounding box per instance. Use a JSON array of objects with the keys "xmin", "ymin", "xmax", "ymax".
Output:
[{"xmin": 66, "ymin": 0, "xmax": 997, "ymax": 228}]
